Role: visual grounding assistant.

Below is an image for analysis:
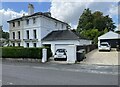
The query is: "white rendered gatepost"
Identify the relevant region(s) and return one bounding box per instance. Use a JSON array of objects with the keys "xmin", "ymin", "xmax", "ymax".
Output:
[
  {"xmin": 42, "ymin": 48, "xmax": 47, "ymax": 63},
  {"xmin": 67, "ymin": 45, "xmax": 76, "ymax": 64}
]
